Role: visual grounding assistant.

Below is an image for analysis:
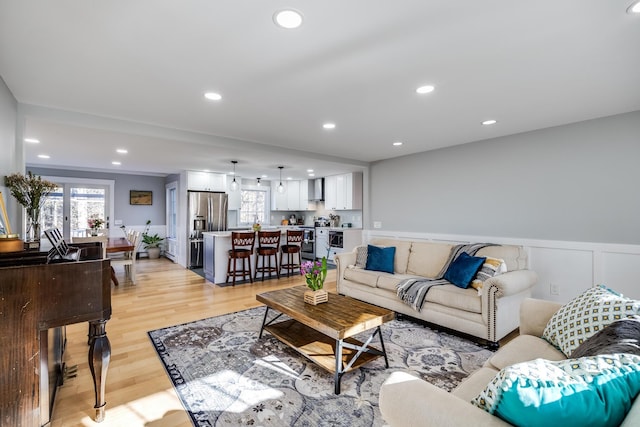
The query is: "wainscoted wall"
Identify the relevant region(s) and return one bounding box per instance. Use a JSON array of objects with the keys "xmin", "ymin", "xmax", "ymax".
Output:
[{"xmin": 363, "ymin": 230, "xmax": 640, "ymax": 302}]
